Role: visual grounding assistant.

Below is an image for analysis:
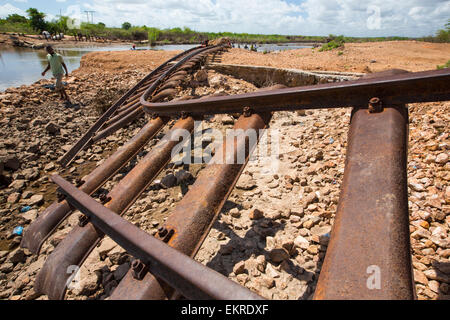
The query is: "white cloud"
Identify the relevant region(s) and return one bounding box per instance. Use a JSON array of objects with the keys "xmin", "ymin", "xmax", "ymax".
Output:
[
  {"xmin": 84, "ymin": 0, "xmax": 449, "ymax": 36},
  {"xmin": 0, "ymin": 3, "xmax": 26, "ymax": 18},
  {"xmin": 3, "ymin": 0, "xmax": 449, "ymax": 36}
]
